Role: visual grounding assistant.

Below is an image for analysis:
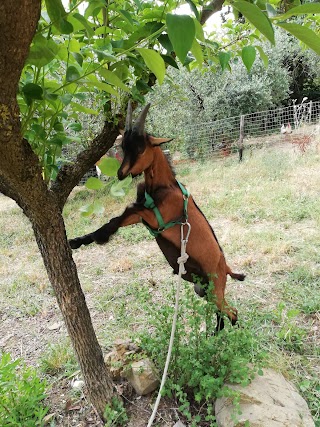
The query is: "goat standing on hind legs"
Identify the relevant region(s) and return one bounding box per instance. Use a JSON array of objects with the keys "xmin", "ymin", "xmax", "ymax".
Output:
[{"xmin": 69, "ymin": 103, "xmax": 245, "ymax": 333}]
